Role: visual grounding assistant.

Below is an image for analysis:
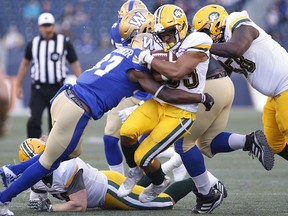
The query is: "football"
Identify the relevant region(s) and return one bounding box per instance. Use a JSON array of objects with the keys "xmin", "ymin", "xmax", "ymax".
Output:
[{"xmin": 151, "ymin": 50, "xmax": 177, "ymax": 62}]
